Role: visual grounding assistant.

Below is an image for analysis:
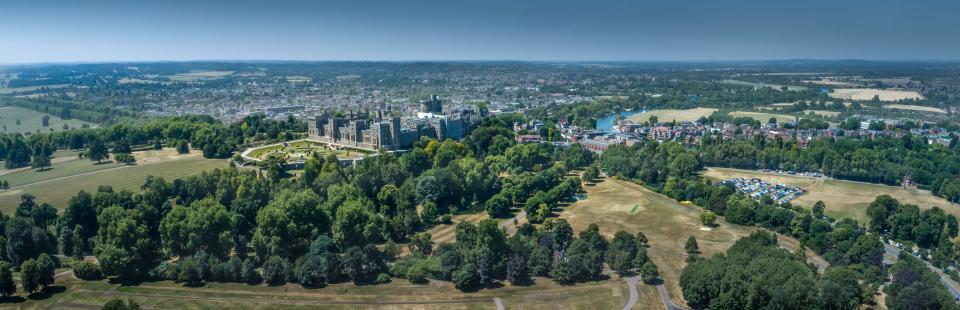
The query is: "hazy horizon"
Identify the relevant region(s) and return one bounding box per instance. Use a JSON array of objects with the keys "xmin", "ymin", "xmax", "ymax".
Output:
[{"xmin": 2, "ymin": 0, "xmax": 959, "ymax": 63}]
